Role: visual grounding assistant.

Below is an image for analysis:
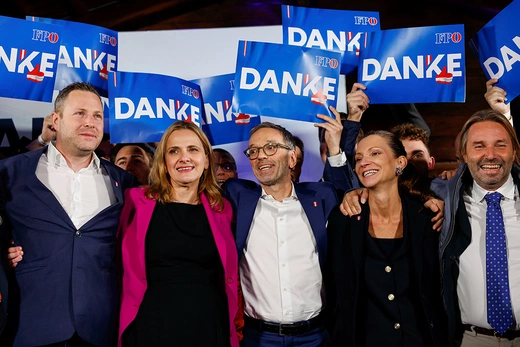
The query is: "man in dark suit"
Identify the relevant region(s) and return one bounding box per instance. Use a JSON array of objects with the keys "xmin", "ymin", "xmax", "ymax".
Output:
[
  {"xmin": 223, "ymin": 122, "xmax": 339, "ymax": 346},
  {"xmin": 0, "ymin": 82, "xmax": 135, "ymax": 347}
]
